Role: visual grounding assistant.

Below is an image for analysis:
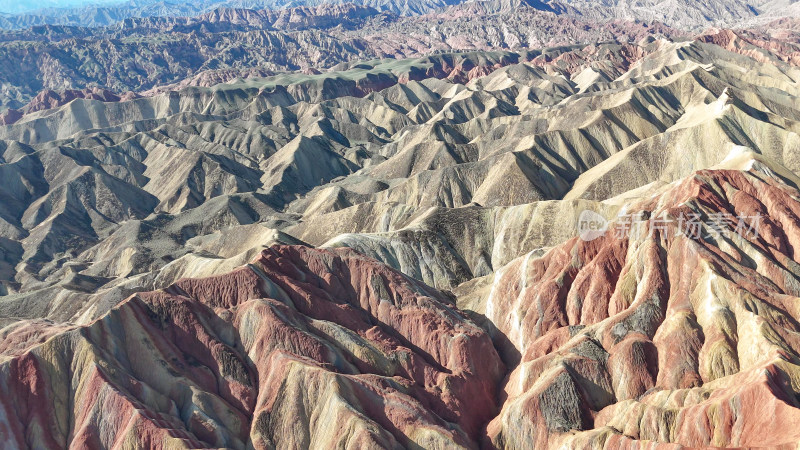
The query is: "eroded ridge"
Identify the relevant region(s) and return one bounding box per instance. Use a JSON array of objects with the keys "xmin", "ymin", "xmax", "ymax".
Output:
[
  {"xmin": 0, "ymin": 246, "xmax": 504, "ymax": 449},
  {"xmin": 458, "ymin": 169, "xmax": 800, "ymax": 447}
]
